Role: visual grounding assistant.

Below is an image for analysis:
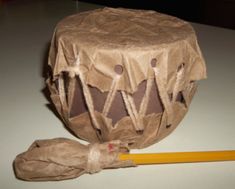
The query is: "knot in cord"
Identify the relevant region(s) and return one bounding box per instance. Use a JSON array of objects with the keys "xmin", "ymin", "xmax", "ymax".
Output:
[{"xmin": 65, "ymin": 65, "xmax": 79, "ymax": 78}]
